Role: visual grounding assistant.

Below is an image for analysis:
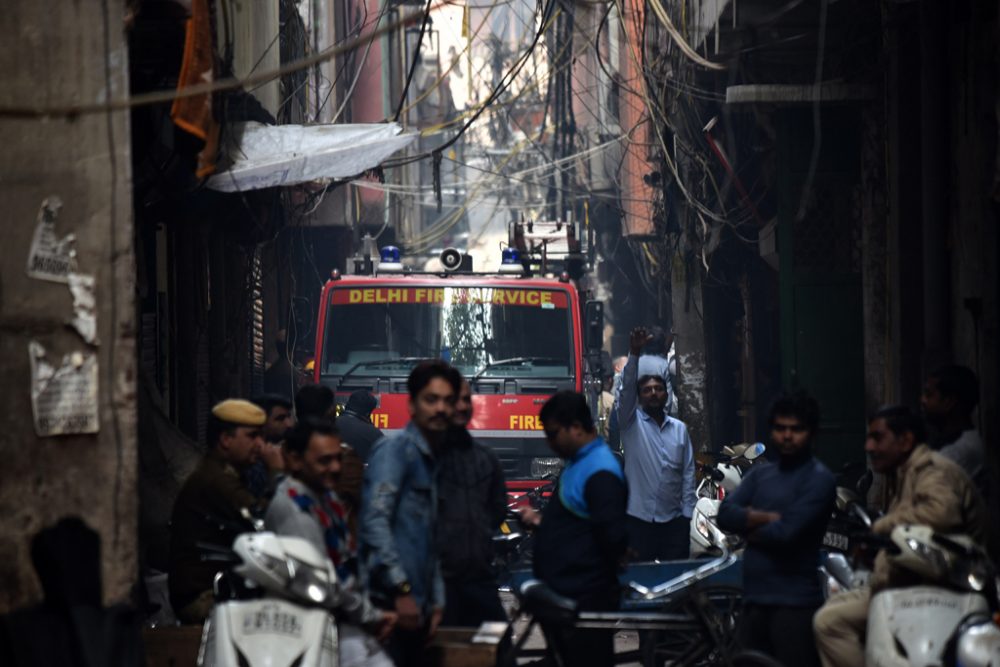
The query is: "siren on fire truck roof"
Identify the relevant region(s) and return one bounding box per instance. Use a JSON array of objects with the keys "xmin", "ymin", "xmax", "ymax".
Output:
[
  {"xmin": 499, "ymin": 247, "xmax": 525, "ymax": 275},
  {"xmin": 378, "ymin": 245, "xmax": 404, "ymax": 273},
  {"xmin": 439, "ymin": 247, "xmax": 463, "ymax": 272}
]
